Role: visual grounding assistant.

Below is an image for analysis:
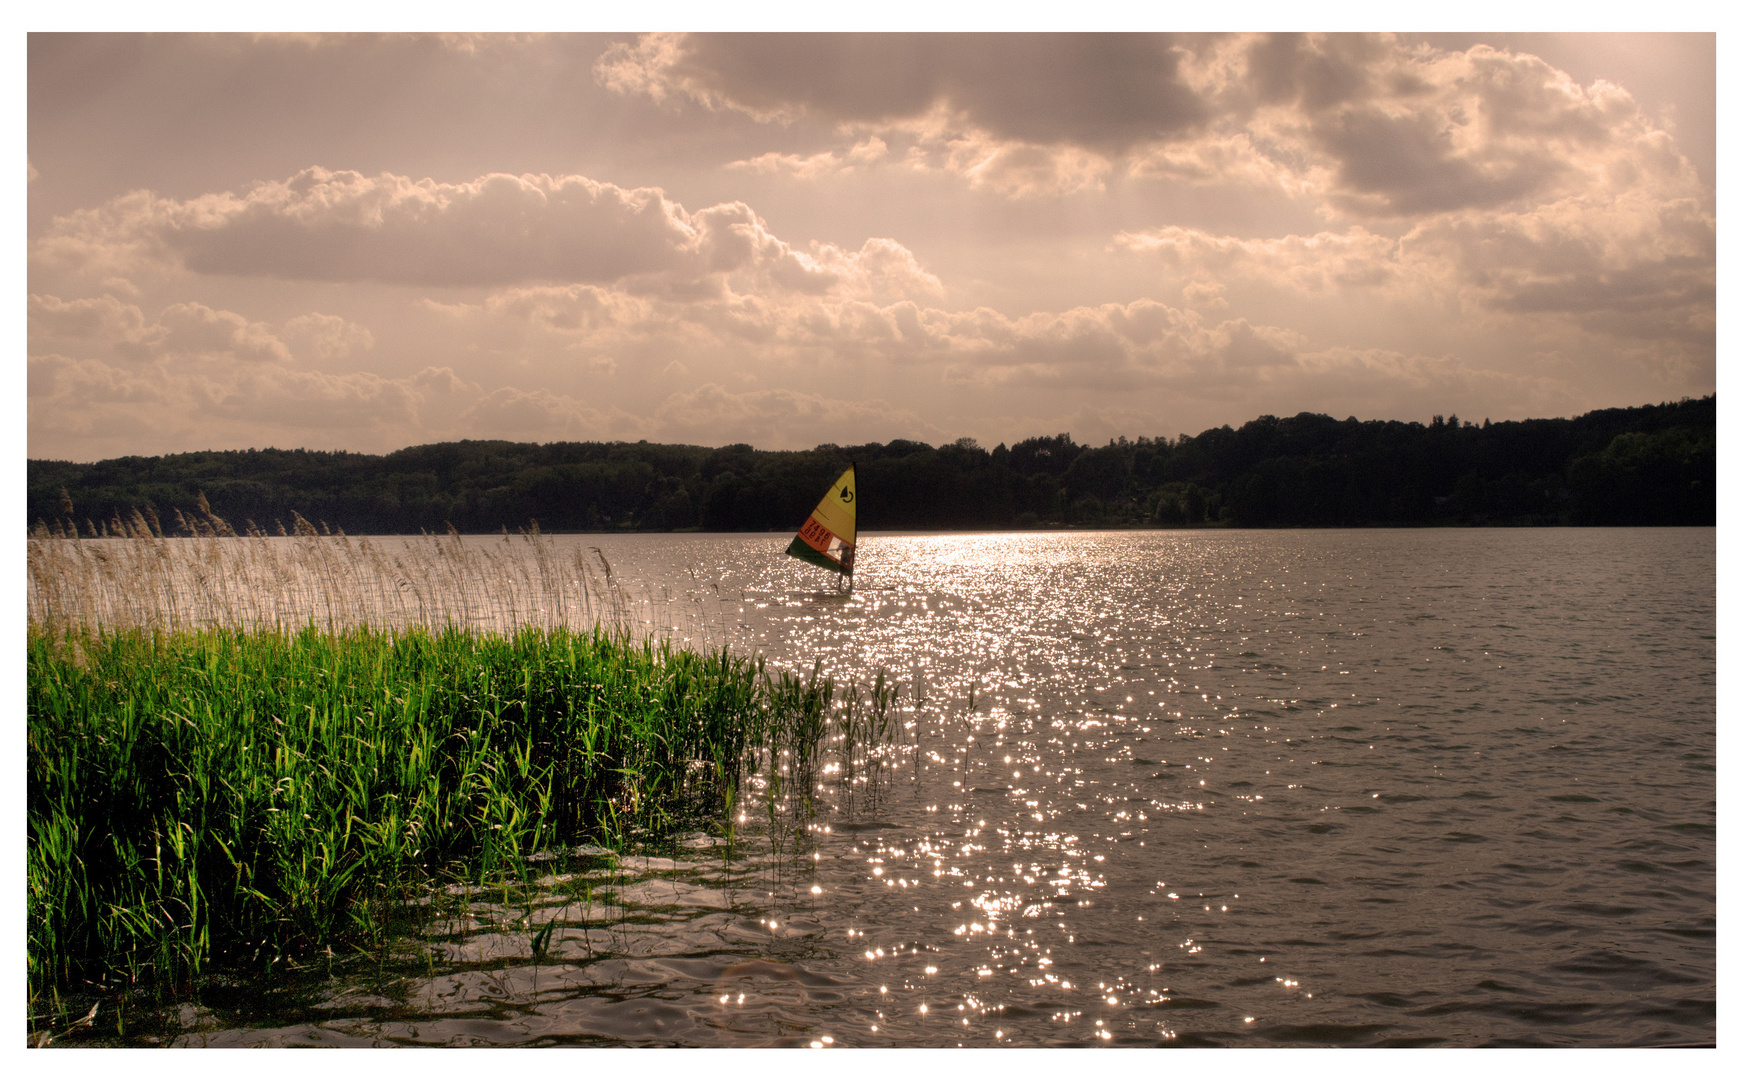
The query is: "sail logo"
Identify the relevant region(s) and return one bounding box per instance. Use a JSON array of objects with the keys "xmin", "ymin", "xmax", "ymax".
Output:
[{"xmin": 839, "ymin": 485, "xmax": 853, "ymax": 504}]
